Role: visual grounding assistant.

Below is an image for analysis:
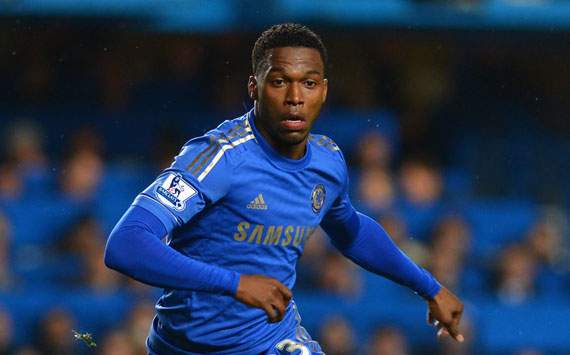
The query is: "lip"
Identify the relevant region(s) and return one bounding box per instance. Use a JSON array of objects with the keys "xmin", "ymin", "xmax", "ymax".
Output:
[
  {"xmin": 280, "ymin": 114, "xmax": 306, "ymax": 130},
  {"xmin": 280, "ymin": 119, "xmax": 307, "ymax": 130}
]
